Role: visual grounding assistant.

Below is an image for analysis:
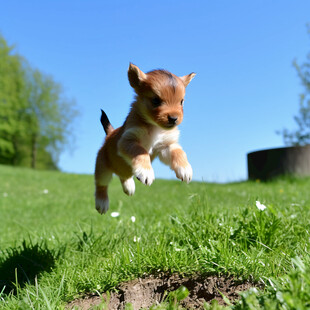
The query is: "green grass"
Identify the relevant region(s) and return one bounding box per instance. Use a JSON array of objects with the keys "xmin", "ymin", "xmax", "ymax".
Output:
[{"xmin": 0, "ymin": 164, "xmax": 310, "ymax": 309}]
